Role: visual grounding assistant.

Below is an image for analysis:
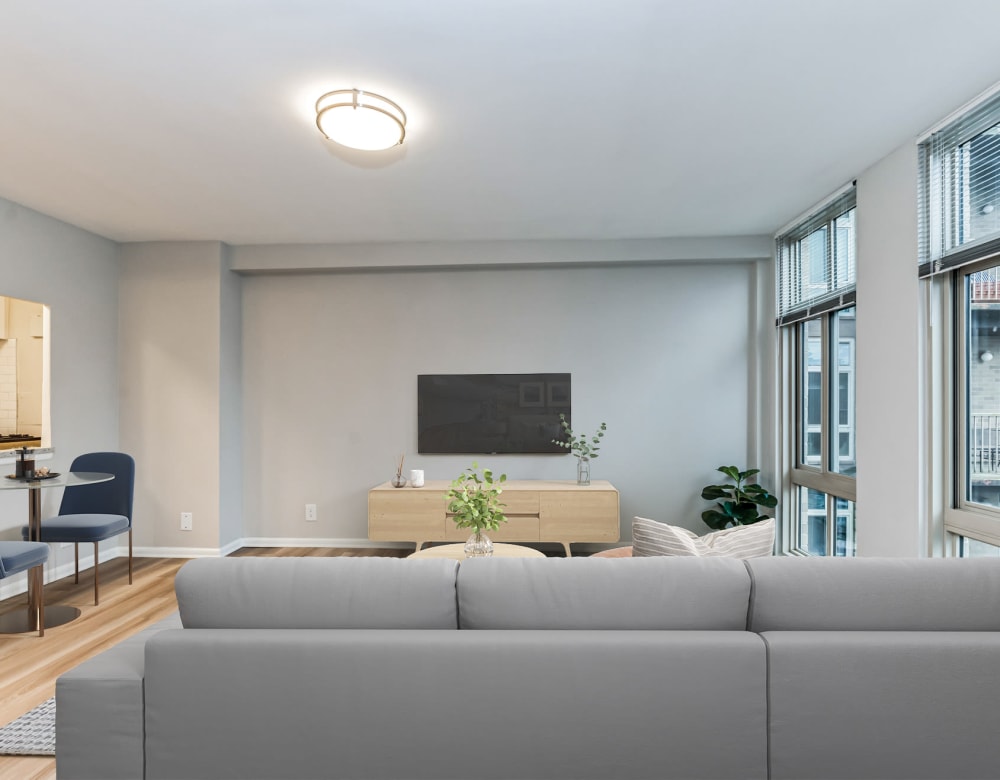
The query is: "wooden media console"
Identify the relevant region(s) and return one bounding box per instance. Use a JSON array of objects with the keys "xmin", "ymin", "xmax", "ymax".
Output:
[{"xmin": 368, "ymin": 479, "xmax": 620, "ymax": 557}]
